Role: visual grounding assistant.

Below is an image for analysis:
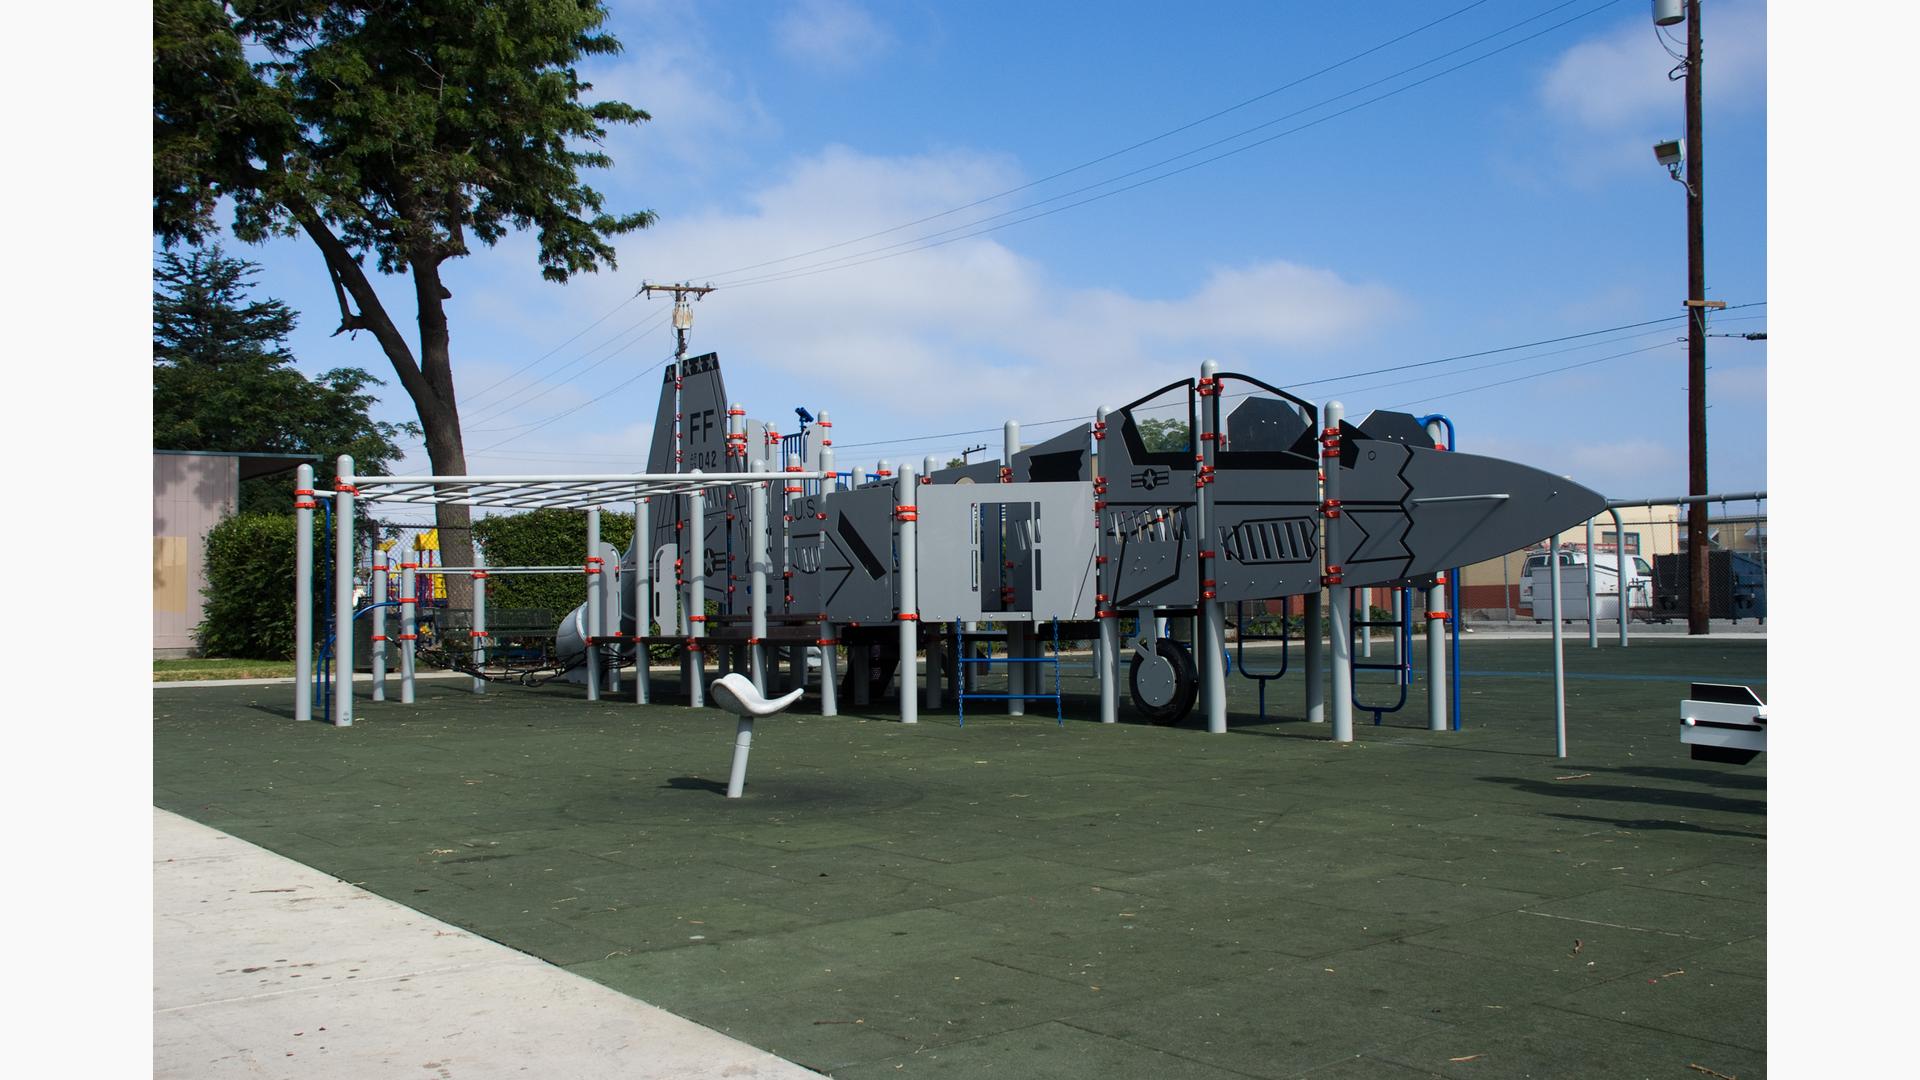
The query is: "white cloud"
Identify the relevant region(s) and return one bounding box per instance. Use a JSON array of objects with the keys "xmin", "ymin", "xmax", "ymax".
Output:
[
  {"xmin": 1533, "ymin": 1, "xmax": 1766, "ymax": 180},
  {"xmin": 1542, "ymin": 1, "xmax": 1766, "ymax": 129},
  {"xmin": 445, "ymin": 145, "xmax": 1402, "ymax": 469},
  {"xmin": 582, "ymin": 36, "xmax": 777, "ymax": 177},
  {"xmin": 775, "ymin": 0, "xmax": 893, "ymax": 72}
]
